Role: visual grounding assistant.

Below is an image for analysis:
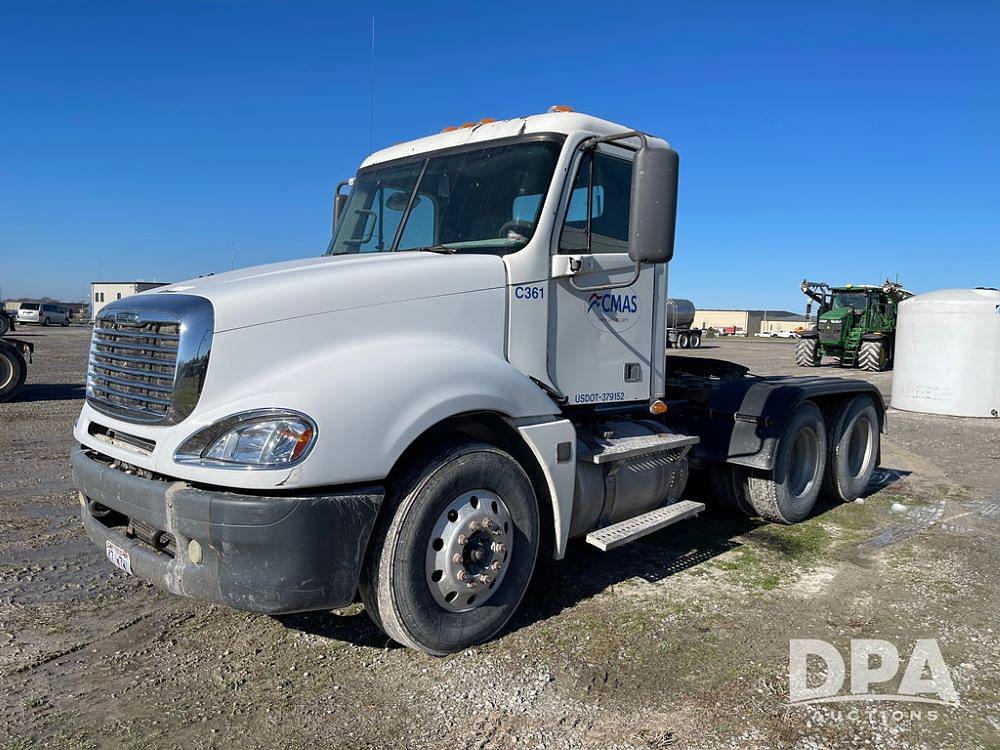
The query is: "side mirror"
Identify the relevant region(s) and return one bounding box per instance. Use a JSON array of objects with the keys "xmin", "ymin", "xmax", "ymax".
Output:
[
  {"xmin": 332, "ymin": 179, "xmax": 352, "ymax": 234},
  {"xmin": 628, "ymin": 146, "xmax": 679, "ymax": 264}
]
